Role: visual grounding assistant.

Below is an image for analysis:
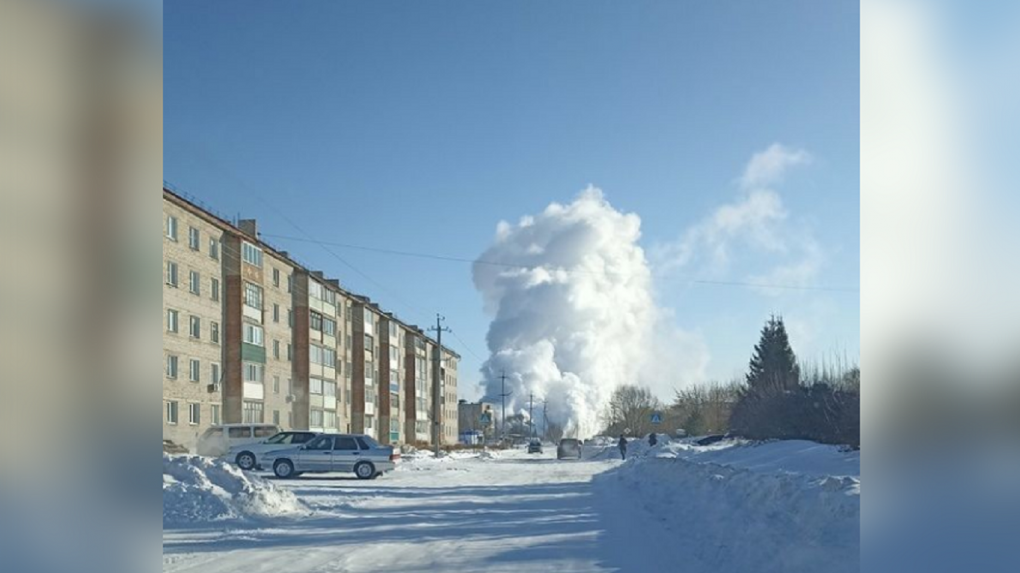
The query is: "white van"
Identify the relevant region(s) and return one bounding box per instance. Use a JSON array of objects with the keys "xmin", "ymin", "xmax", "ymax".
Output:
[{"xmin": 196, "ymin": 423, "xmax": 280, "ymax": 458}]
